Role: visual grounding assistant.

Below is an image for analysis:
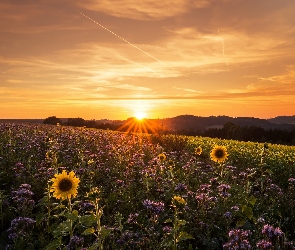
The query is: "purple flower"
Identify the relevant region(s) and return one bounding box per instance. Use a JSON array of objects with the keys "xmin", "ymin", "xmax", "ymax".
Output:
[
  {"xmin": 231, "ymin": 206, "xmax": 239, "ymax": 211},
  {"xmin": 175, "ymin": 183, "xmax": 188, "ymax": 192},
  {"xmin": 223, "ymin": 229, "xmax": 252, "ymax": 250},
  {"xmin": 117, "ymin": 231, "xmax": 140, "ymax": 246},
  {"xmin": 217, "ymin": 184, "xmax": 231, "ymax": 198},
  {"xmin": 217, "ymin": 184, "xmax": 231, "ymax": 192},
  {"xmin": 262, "ymin": 224, "xmax": 275, "ymax": 238},
  {"xmin": 79, "ymin": 202, "xmax": 95, "ymax": 212},
  {"xmin": 224, "ymin": 212, "xmax": 232, "ymax": 219},
  {"xmin": 257, "ymin": 217, "xmax": 265, "ymax": 223},
  {"xmin": 256, "ymin": 239, "xmax": 272, "ymax": 249},
  {"xmin": 127, "ymin": 213, "xmax": 139, "ymax": 224},
  {"xmin": 11, "ymin": 184, "xmax": 35, "ymax": 215},
  {"xmin": 67, "ymin": 236, "xmax": 84, "ymax": 250},
  {"xmin": 198, "ymin": 184, "xmax": 212, "ymax": 193},
  {"xmin": 288, "ymin": 178, "xmax": 295, "ymax": 185},
  {"xmin": 162, "ymin": 226, "xmax": 172, "ymax": 233},
  {"xmin": 143, "ymin": 199, "xmax": 164, "ymax": 214},
  {"xmin": 274, "ymin": 227, "xmax": 284, "ymax": 237},
  {"xmin": 7, "ymin": 217, "xmax": 36, "ymax": 241}
]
